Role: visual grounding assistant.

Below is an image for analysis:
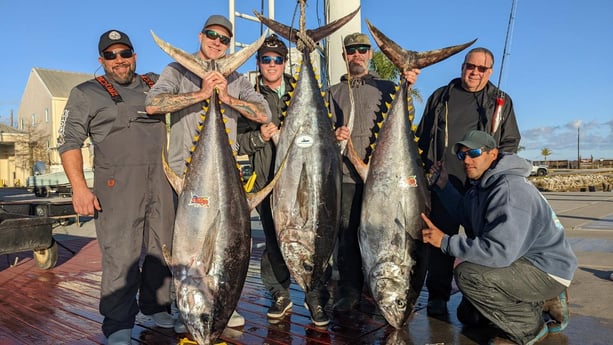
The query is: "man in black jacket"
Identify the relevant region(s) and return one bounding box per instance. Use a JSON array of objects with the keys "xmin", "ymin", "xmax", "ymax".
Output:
[
  {"xmin": 415, "ymin": 47, "xmax": 521, "ymax": 318},
  {"xmin": 236, "ymin": 34, "xmax": 295, "ymax": 321}
]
